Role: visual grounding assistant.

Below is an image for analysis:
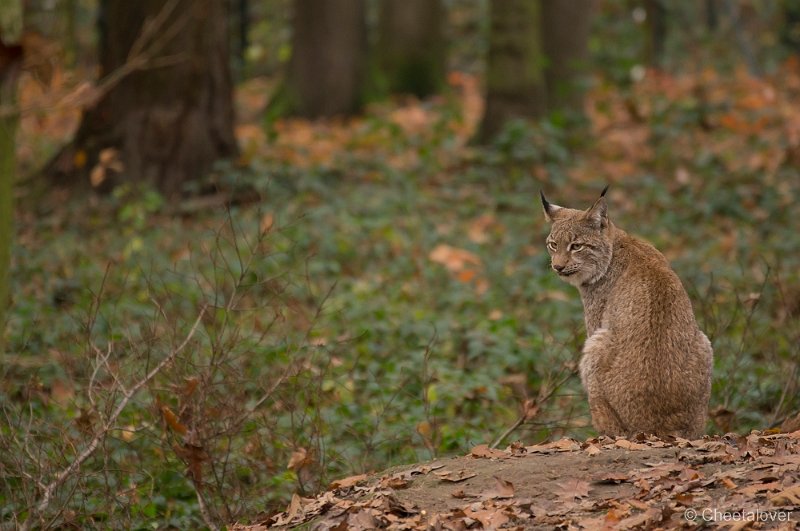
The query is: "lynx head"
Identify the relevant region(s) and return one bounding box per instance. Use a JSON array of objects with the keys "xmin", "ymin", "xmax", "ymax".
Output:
[{"xmin": 540, "ymin": 186, "xmax": 614, "ymax": 287}]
